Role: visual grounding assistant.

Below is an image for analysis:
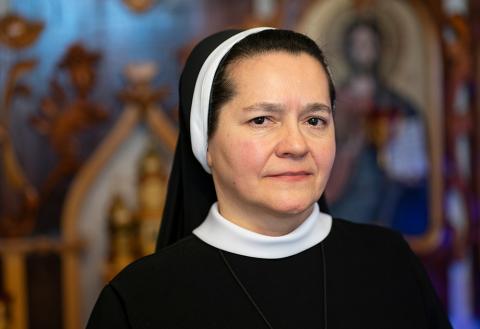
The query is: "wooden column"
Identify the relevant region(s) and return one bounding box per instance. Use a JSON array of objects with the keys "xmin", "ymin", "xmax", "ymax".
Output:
[{"xmin": 2, "ymin": 252, "xmax": 28, "ymax": 329}]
